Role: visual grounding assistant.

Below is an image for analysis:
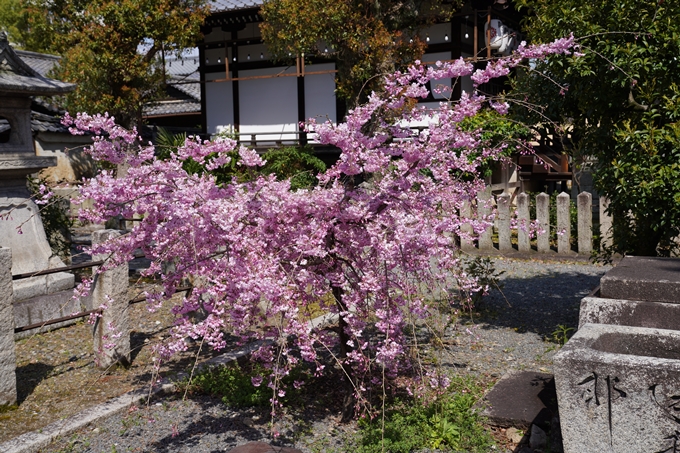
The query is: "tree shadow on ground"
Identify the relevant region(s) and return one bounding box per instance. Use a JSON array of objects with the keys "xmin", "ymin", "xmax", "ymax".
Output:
[
  {"xmin": 146, "ymin": 400, "xmax": 273, "ymax": 453},
  {"xmin": 129, "ymin": 330, "xmax": 163, "ymax": 364},
  {"xmin": 462, "ymin": 269, "xmax": 604, "ymax": 340},
  {"xmin": 109, "ymin": 369, "xmax": 349, "ymax": 453},
  {"xmin": 15, "ymin": 362, "xmax": 55, "ymax": 404}
]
